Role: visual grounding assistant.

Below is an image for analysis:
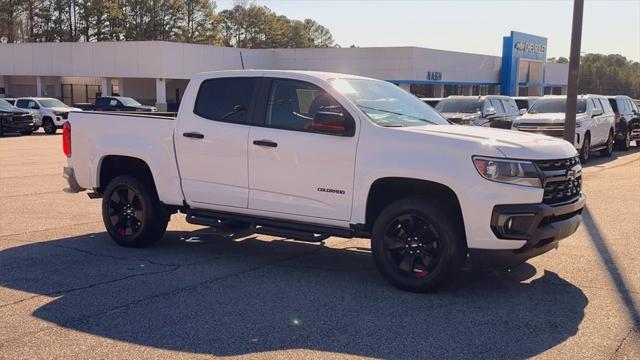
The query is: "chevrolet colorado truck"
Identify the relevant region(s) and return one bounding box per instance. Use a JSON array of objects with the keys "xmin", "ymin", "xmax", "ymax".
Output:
[{"xmin": 63, "ymin": 70, "xmax": 585, "ymax": 292}]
